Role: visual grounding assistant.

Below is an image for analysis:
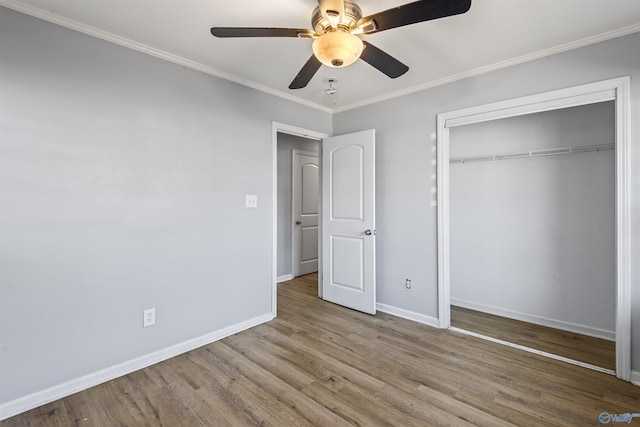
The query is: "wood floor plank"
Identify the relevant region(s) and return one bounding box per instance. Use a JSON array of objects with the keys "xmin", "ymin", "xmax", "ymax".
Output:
[
  {"xmin": 9, "ymin": 400, "xmax": 71, "ymax": 427},
  {"xmin": 223, "ymin": 333, "xmax": 317, "ymax": 390},
  {"xmin": 187, "ymin": 346, "xmax": 313, "ymax": 427},
  {"xmin": 288, "ymin": 316, "xmax": 543, "ymax": 425},
  {"xmin": 204, "ymin": 341, "xmax": 351, "ymax": 427},
  {"xmin": 451, "ymin": 305, "xmax": 616, "ymax": 370},
  {"xmin": 2, "ymin": 273, "xmax": 639, "ymax": 426}
]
